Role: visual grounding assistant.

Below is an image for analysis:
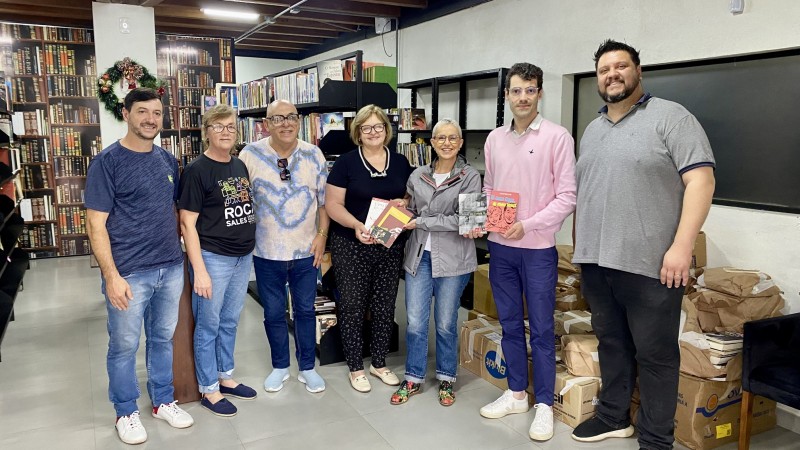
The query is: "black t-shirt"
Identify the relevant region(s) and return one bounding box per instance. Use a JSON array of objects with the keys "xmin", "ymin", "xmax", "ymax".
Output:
[
  {"xmin": 326, "ymin": 148, "xmax": 412, "ymax": 242},
  {"xmin": 178, "ymin": 154, "xmax": 256, "ymax": 256}
]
